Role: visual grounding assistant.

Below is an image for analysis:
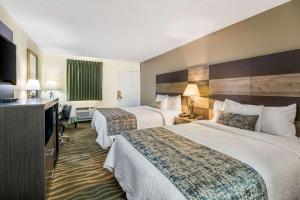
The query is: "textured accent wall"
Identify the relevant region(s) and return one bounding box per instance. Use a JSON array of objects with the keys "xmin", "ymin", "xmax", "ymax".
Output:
[
  {"xmin": 141, "ymin": 0, "xmax": 300, "ymax": 106},
  {"xmin": 156, "ymin": 49, "xmax": 300, "ymax": 136}
]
